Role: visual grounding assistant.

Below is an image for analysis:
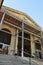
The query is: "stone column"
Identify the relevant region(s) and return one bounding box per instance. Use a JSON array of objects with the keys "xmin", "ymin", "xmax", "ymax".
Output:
[
  {"xmin": 8, "ymin": 29, "xmax": 16, "ymax": 55},
  {"xmin": 14, "ymin": 29, "xmax": 18, "ymax": 55},
  {"xmin": 30, "ymin": 34, "xmax": 35, "ymax": 57}
]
